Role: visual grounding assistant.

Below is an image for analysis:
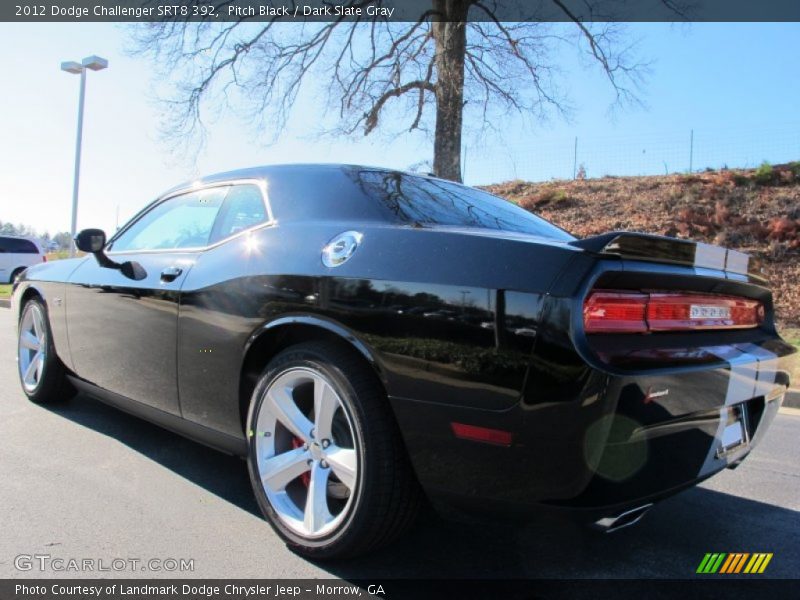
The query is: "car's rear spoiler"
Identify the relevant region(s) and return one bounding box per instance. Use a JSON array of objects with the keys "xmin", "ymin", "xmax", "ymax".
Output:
[{"xmin": 570, "ymin": 232, "xmax": 767, "ymax": 283}]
